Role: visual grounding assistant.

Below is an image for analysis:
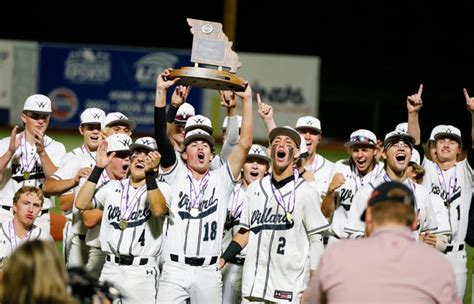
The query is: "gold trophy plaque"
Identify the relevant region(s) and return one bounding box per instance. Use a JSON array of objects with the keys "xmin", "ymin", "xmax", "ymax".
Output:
[{"xmin": 169, "ymin": 18, "xmax": 246, "ymax": 91}]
